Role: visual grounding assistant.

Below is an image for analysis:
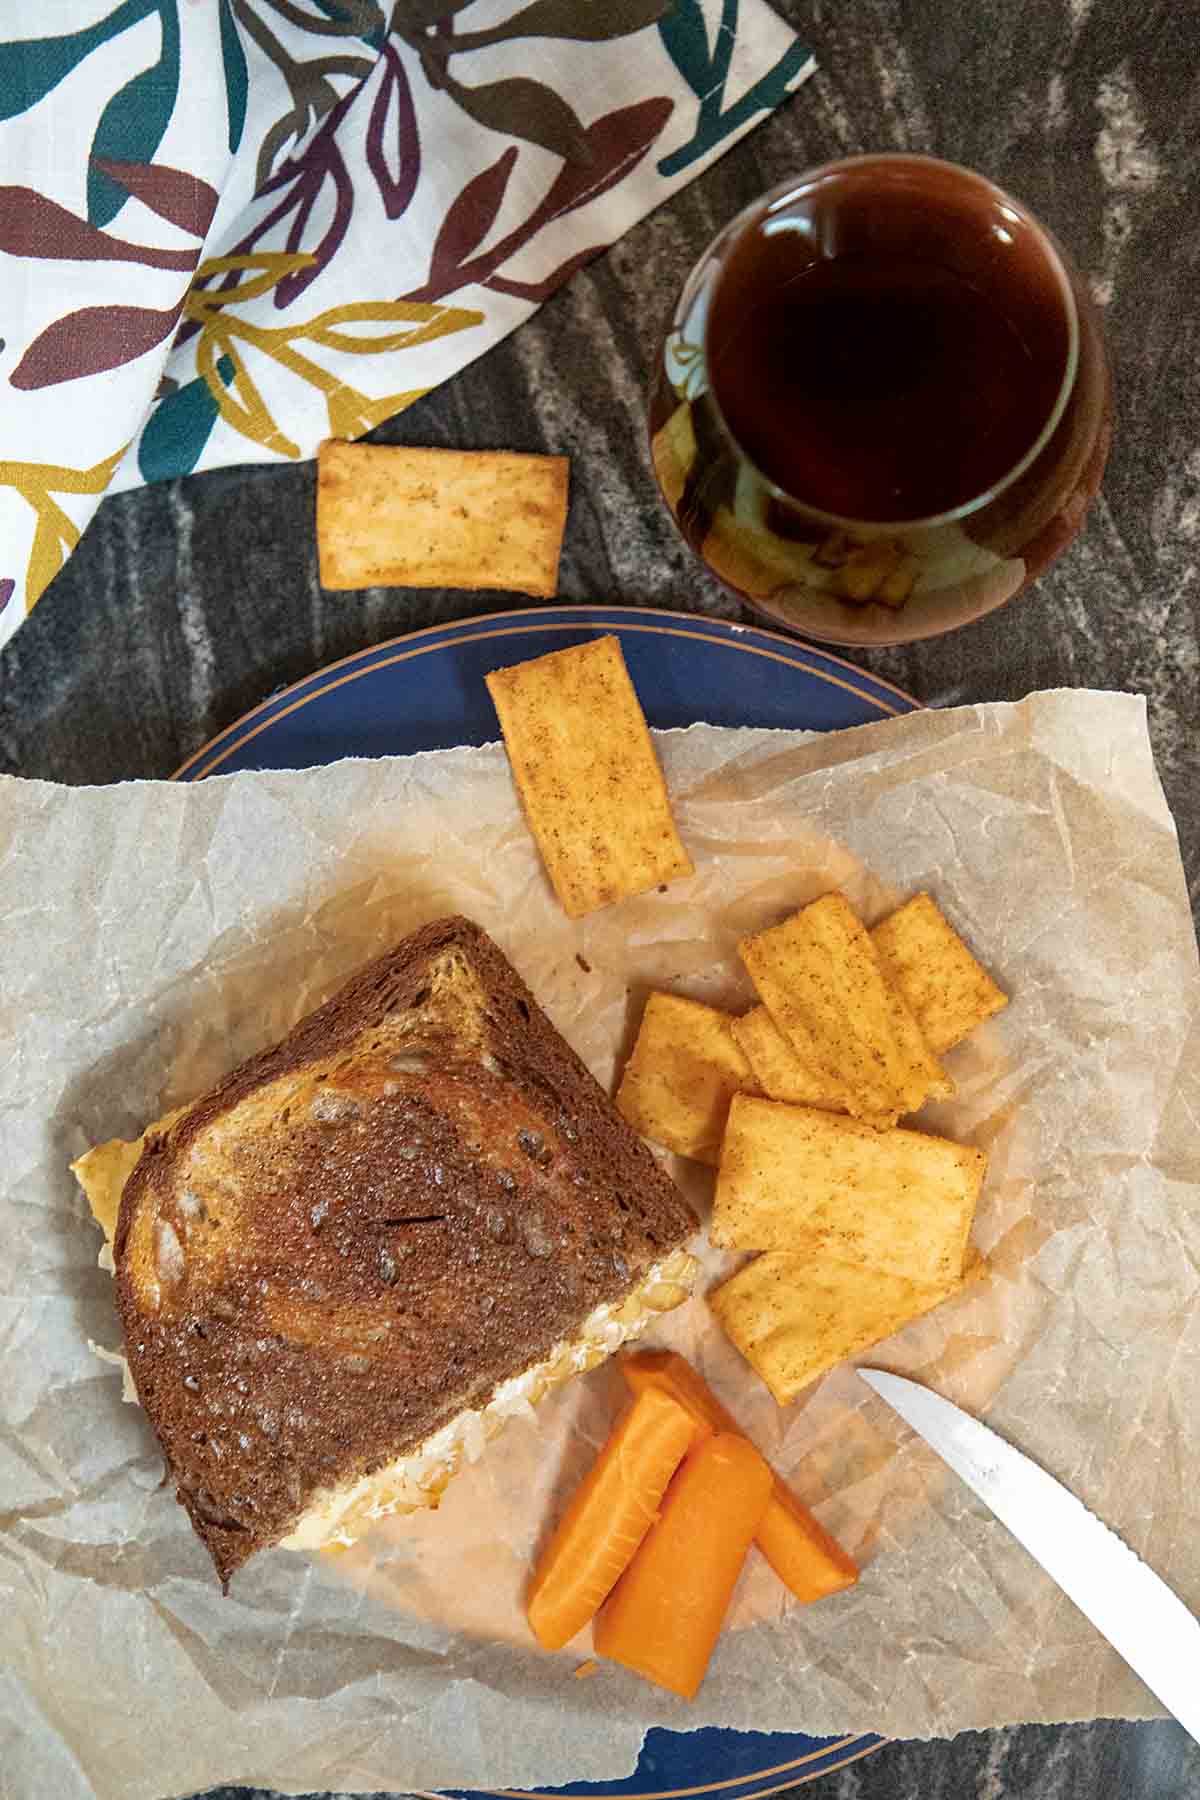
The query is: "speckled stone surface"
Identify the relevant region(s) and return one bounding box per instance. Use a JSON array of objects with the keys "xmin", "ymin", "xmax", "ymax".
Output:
[{"xmin": 5, "ymin": 2, "xmax": 1198, "ymax": 1797}]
